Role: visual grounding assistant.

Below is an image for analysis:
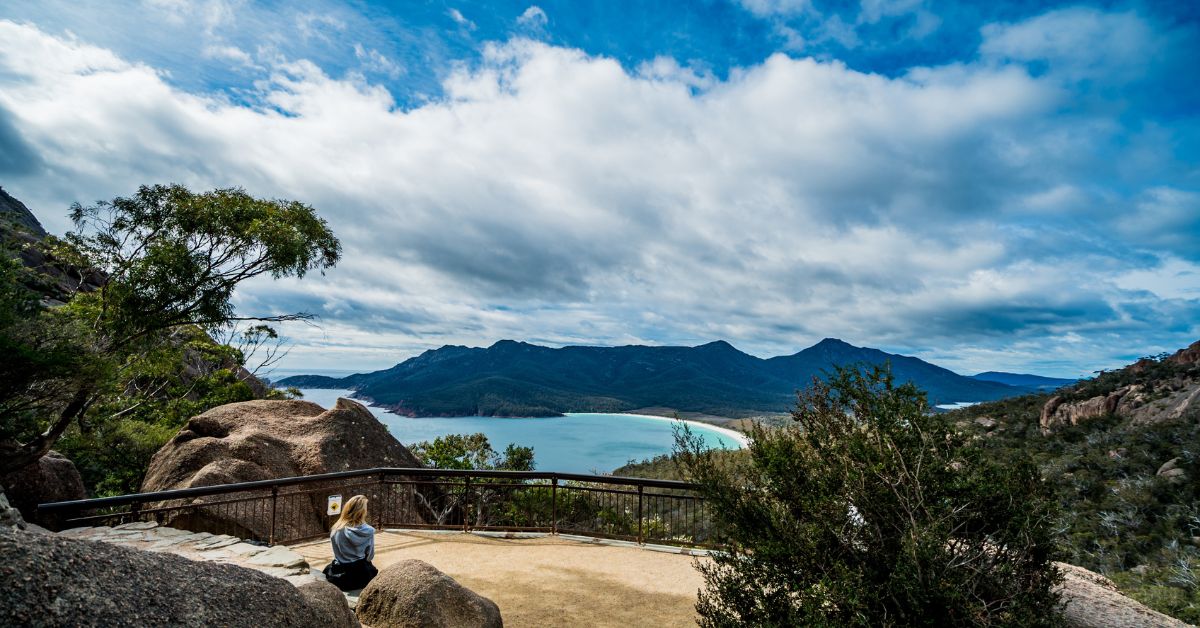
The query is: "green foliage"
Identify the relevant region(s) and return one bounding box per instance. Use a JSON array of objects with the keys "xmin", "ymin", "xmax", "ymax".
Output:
[
  {"xmin": 65, "ymin": 184, "xmax": 340, "ymax": 342},
  {"xmin": 408, "ymin": 433, "xmax": 538, "ymax": 528},
  {"xmin": 56, "ymin": 329, "xmax": 269, "ymax": 495},
  {"xmin": 677, "ymin": 365, "xmax": 1062, "ymax": 627},
  {"xmin": 411, "ymin": 433, "xmax": 535, "ymax": 471},
  {"xmin": 0, "ymin": 255, "xmax": 100, "ymax": 448},
  {"xmin": 1, "ymin": 184, "xmax": 338, "ymax": 488}
]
